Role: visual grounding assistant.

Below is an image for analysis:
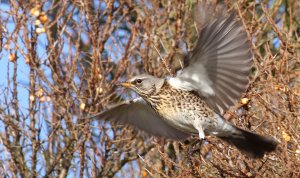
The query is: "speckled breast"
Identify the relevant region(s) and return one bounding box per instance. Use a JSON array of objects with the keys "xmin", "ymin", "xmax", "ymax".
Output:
[{"xmin": 149, "ymin": 83, "xmax": 215, "ymax": 134}]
